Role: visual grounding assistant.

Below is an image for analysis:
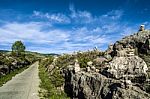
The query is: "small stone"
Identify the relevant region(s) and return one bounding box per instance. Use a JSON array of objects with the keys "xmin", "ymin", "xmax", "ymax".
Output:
[
  {"xmin": 139, "ymin": 24, "xmax": 145, "ymax": 31},
  {"xmin": 74, "ymin": 59, "xmax": 80, "ymax": 73},
  {"xmin": 87, "ymin": 61, "xmax": 93, "ymax": 67},
  {"xmin": 91, "ymin": 66, "xmax": 96, "ymax": 71},
  {"xmin": 86, "ymin": 67, "xmax": 90, "ymax": 72}
]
